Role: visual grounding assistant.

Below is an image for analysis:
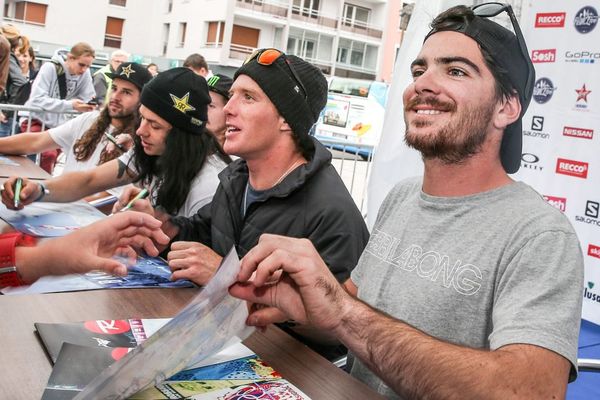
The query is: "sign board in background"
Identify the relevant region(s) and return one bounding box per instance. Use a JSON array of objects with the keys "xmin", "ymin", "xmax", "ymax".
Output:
[{"xmin": 513, "ymin": 1, "xmax": 600, "ymax": 325}]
